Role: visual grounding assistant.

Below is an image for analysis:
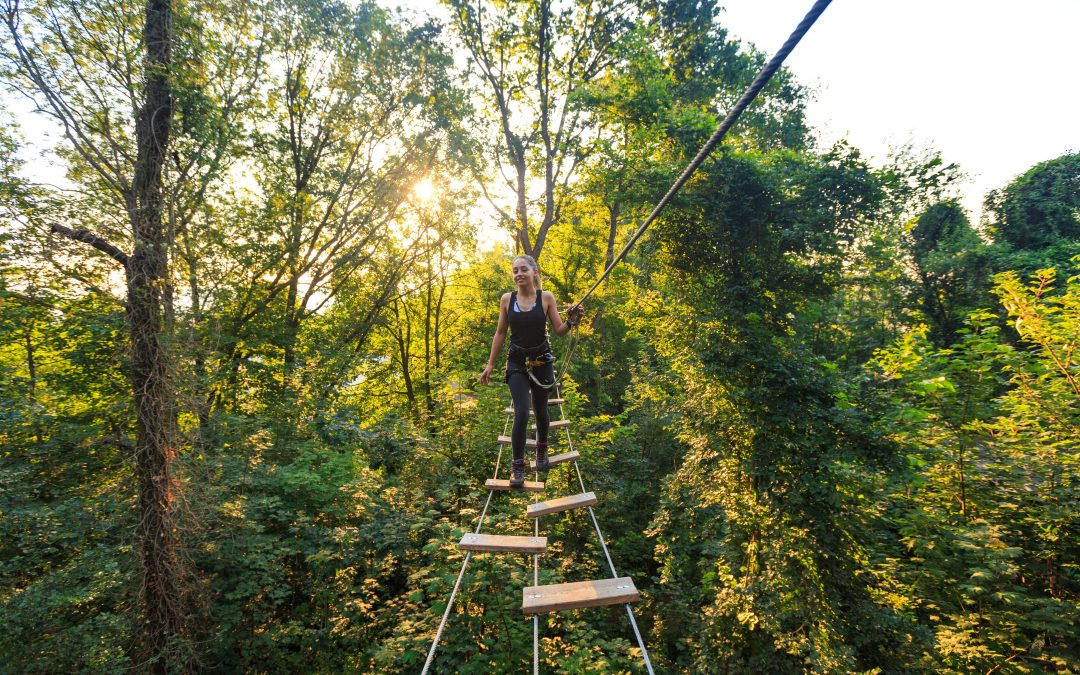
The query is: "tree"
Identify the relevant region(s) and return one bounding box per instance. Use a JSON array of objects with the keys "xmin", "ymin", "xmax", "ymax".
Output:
[
  {"xmin": 2, "ymin": 0, "xmax": 189, "ymax": 665},
  {"xmin": 867, "ymin": 268, "xmax": 1080, "ymax": 672},
  {"xmin": 639, "ymin": 149, "xmax": 909, "ymax": 671},
  {"xmin": 985, "ymin": 151, "xmax": 1080, "ymax": 251},
  {"xmin": 3, "ymin": 0, "xmax": 274, "ymax": 665},
  {"xmin": 908, "ymin": 200, "xmax": 991, "ymax": 344},
  {"xmin": 446, "ymin": 0, "xmax": 633, "ymax": 260}
]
